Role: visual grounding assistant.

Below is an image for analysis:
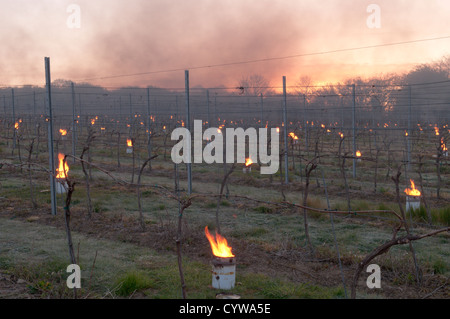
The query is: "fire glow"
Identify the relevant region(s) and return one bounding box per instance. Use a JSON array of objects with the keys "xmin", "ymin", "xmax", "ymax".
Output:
[
  {"xmin": 126, "ymin": 139, "xmax": 133, "ymax": 147},
  {"xmin": 289, "ymin": 132, "xmax": 298, "ymax": 140},
  {"xmin": 404, "ymin": 179, "xmax": 421, "ymax": 197},
  {"xmin": 245, "ymin": 157, "xmax": 253, "ymax": 167},
  {"xmin": 55, "ymin": 153, "xmax": 69, "ymax": 179},
  {"xmin": 434, "ymin": 126, "xmax": 439, "ymax": 136},
  {"xmin": 356, "ymin": 150, "xmax": 362, "ymax": 157},
  {"xmin": 205, "ymin": 226, "xmax": 234, "ymax": 258},
  {"xmin": 441, "ymin": 138, "xmax": 447, "ymax": 152},
  {"xmin": 59, "ymin": 129, "xmax": 67, "ymax": 136}
]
